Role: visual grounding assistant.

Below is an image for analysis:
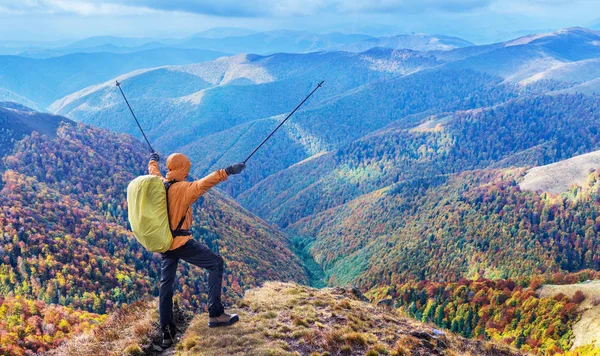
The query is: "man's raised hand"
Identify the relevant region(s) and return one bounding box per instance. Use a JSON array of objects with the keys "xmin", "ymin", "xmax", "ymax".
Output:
[{"xmin": 225, "ymin": 162, "xmax": 246, "ymax": 175}]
